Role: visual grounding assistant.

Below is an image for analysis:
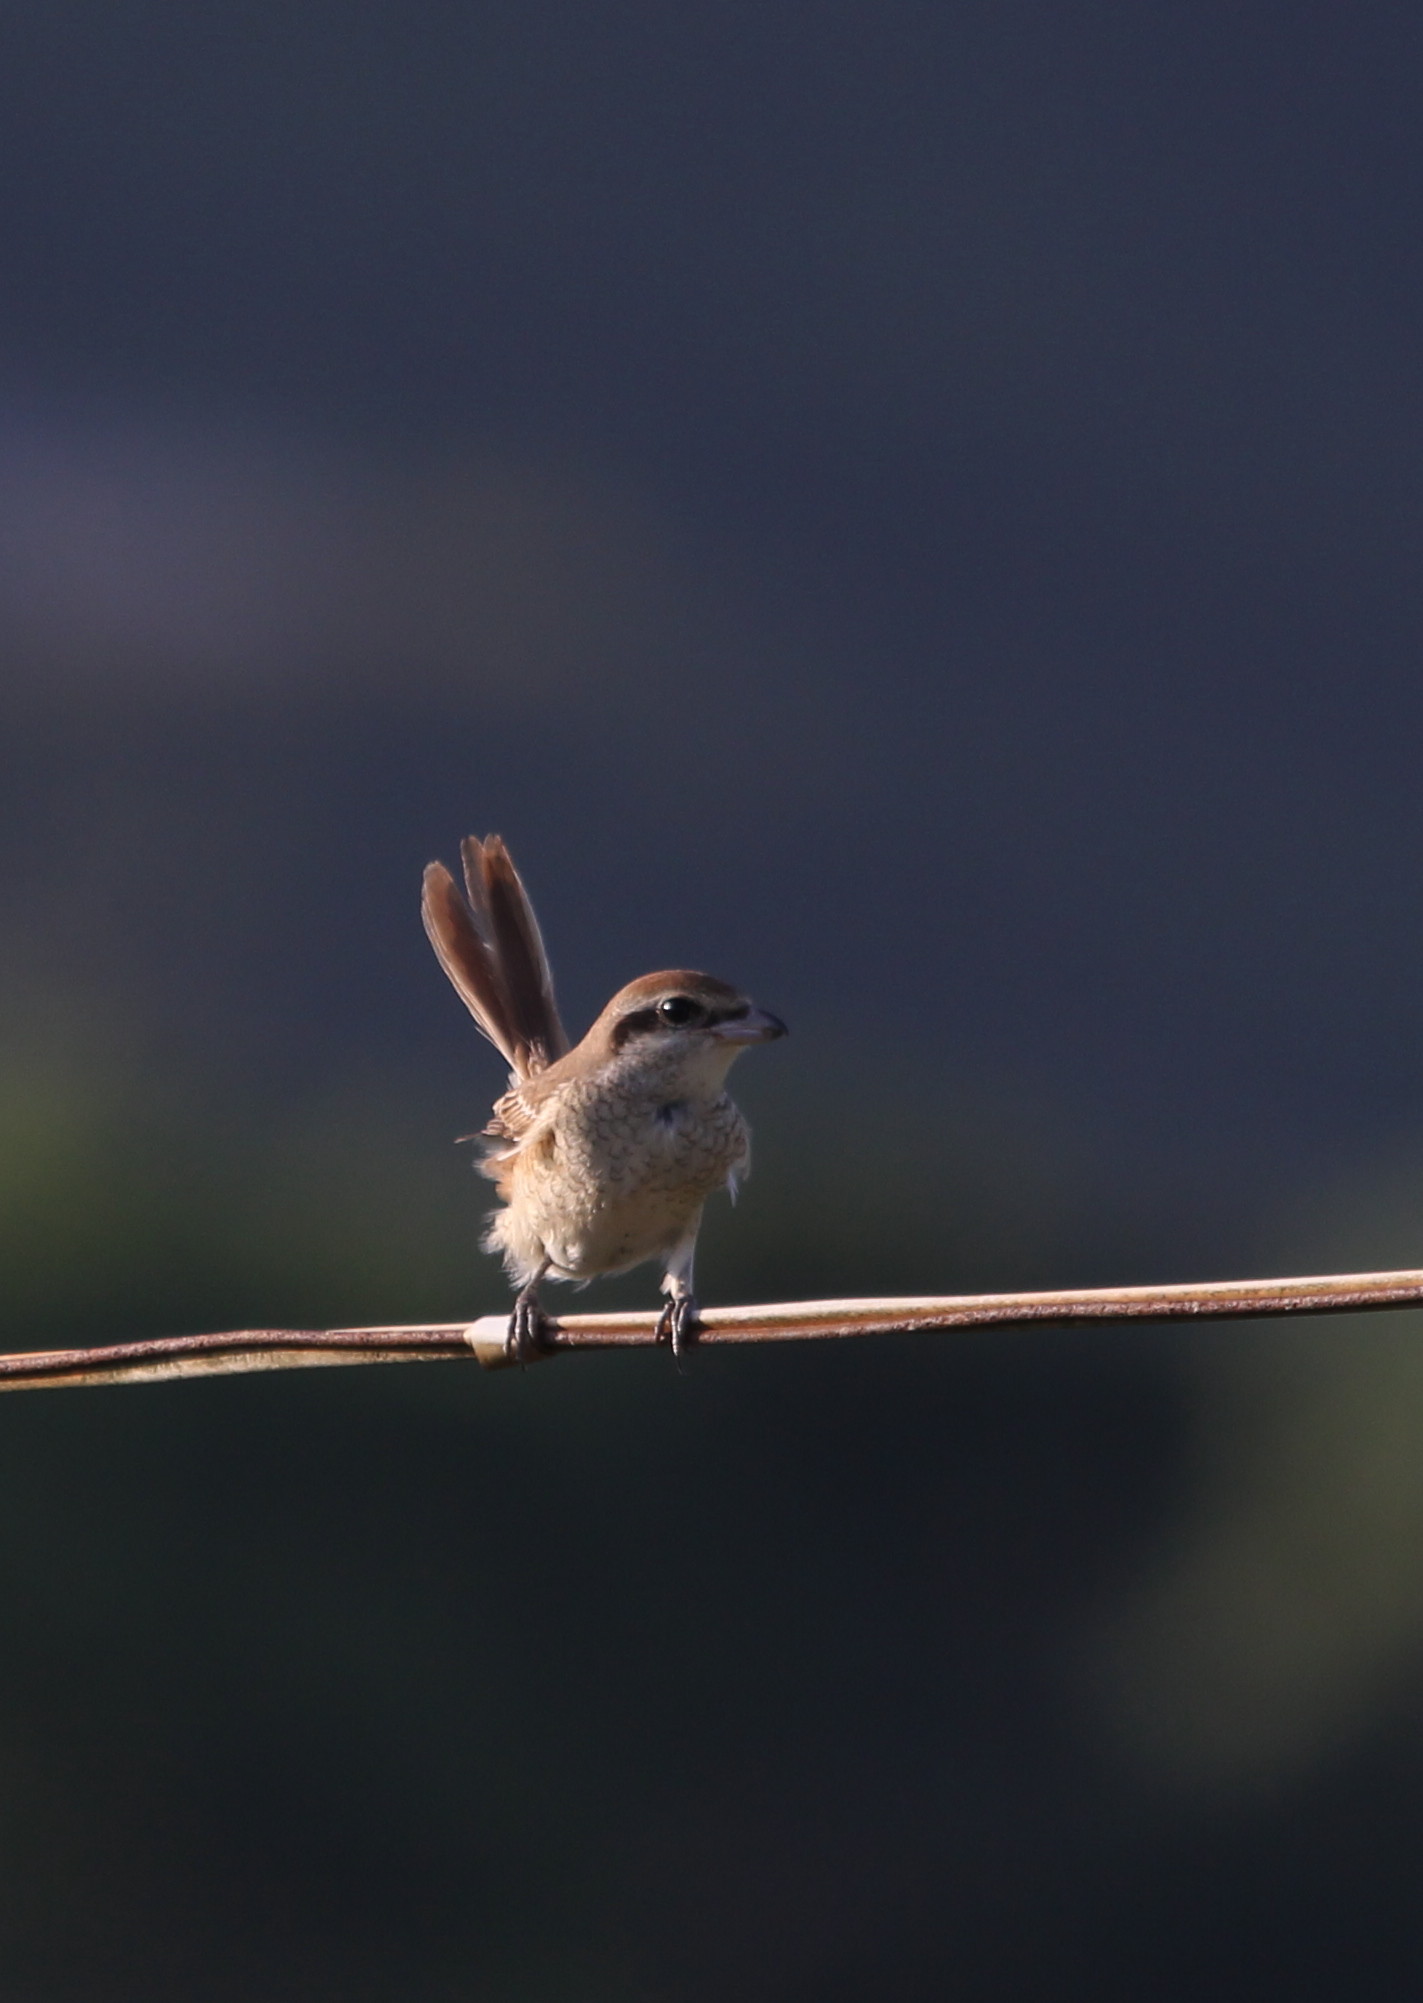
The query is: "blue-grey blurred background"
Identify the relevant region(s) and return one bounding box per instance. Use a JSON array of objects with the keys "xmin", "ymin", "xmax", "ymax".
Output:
[{"xmin": 4, "ymin": 3, "xmax": 1423, "ymax": 1995}]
